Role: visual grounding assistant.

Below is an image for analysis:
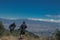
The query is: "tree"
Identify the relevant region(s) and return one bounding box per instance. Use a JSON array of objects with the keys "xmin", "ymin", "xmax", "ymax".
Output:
[
  {"xmin": 55, "ymin": 29, "xmax": 60, "ymax": 40},
  {"xmin": 0, "ymin": 21, "xmax": 4, "ymax": 36}
]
